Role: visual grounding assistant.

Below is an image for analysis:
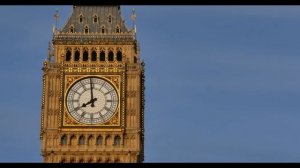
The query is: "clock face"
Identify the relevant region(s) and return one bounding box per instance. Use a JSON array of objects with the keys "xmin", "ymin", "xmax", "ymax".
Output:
[{"xmin": 66, "ymin": 77, "xmax": 118, "ymax": 124}]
